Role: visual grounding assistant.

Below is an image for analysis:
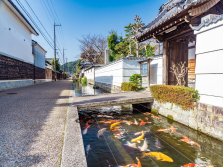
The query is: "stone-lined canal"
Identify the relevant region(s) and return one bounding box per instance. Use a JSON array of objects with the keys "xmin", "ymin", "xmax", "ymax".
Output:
[{"xmin": 74, "ymin": 83, "xmax": 223, "ymax": 167}]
